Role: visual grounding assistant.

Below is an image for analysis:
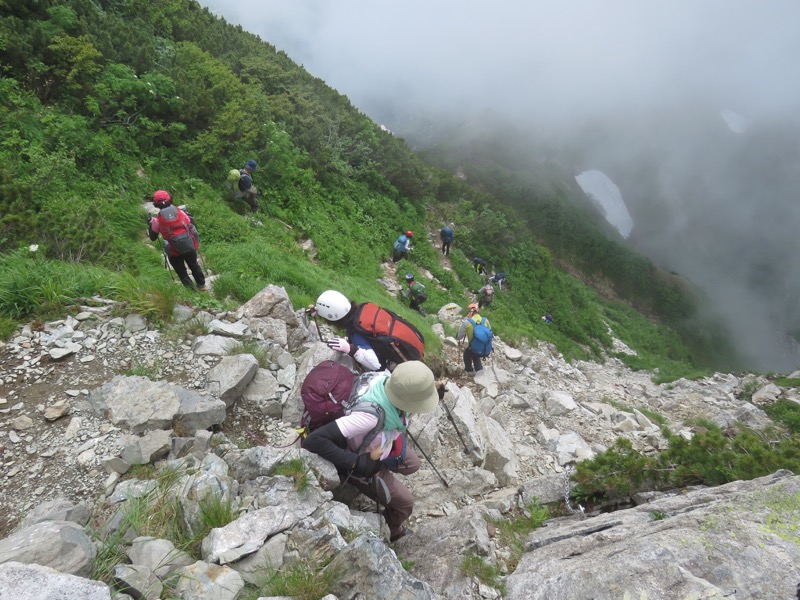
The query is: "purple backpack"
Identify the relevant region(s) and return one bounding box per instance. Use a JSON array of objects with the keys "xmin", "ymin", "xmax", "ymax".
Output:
[{"xmin": 300, "ymin": 361, "xmax": 357, "ymax": 432}]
